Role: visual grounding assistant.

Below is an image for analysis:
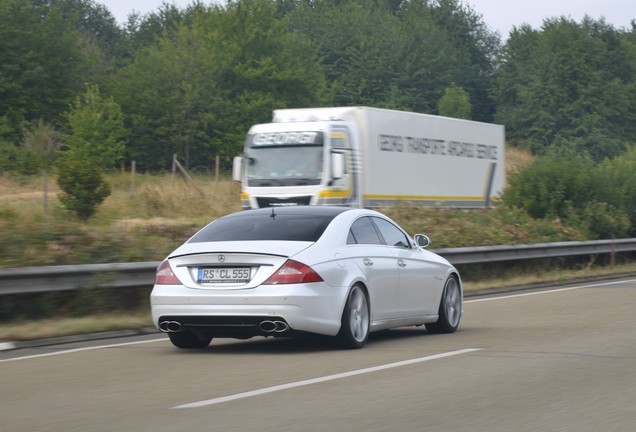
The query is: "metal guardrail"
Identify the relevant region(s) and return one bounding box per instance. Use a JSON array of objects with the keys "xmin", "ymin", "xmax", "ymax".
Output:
[
  {"xmin": 0, "ymin": 262, "xmax": 160, "ymax": 295},
  {"xmin": 1, "ymin": 239, "xmax": 635, "ymax": 296},
  {"xmin": 435, "ymin": 238, "xmax": 636, "ymax": 265}
]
